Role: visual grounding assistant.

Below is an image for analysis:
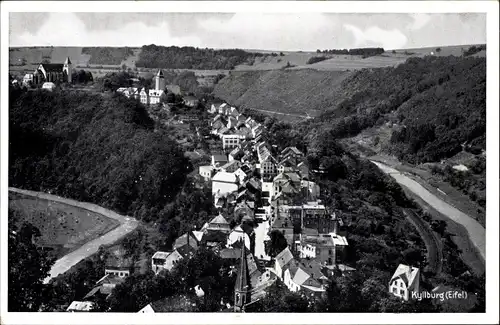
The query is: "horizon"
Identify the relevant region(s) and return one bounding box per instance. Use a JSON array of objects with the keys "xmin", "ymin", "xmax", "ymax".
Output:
[{"xmin": 9, "ymin": 12, "xmax": 486, "ymax": 51}]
